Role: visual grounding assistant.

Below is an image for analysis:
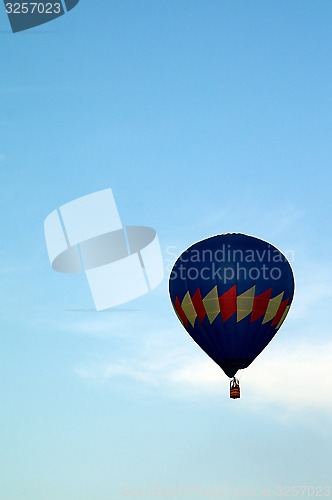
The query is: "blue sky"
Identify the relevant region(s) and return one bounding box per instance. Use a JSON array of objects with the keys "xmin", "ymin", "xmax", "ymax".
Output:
[{"xmin": 1, "ymin": 1, "xmax": 332, "ymax": 499}]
